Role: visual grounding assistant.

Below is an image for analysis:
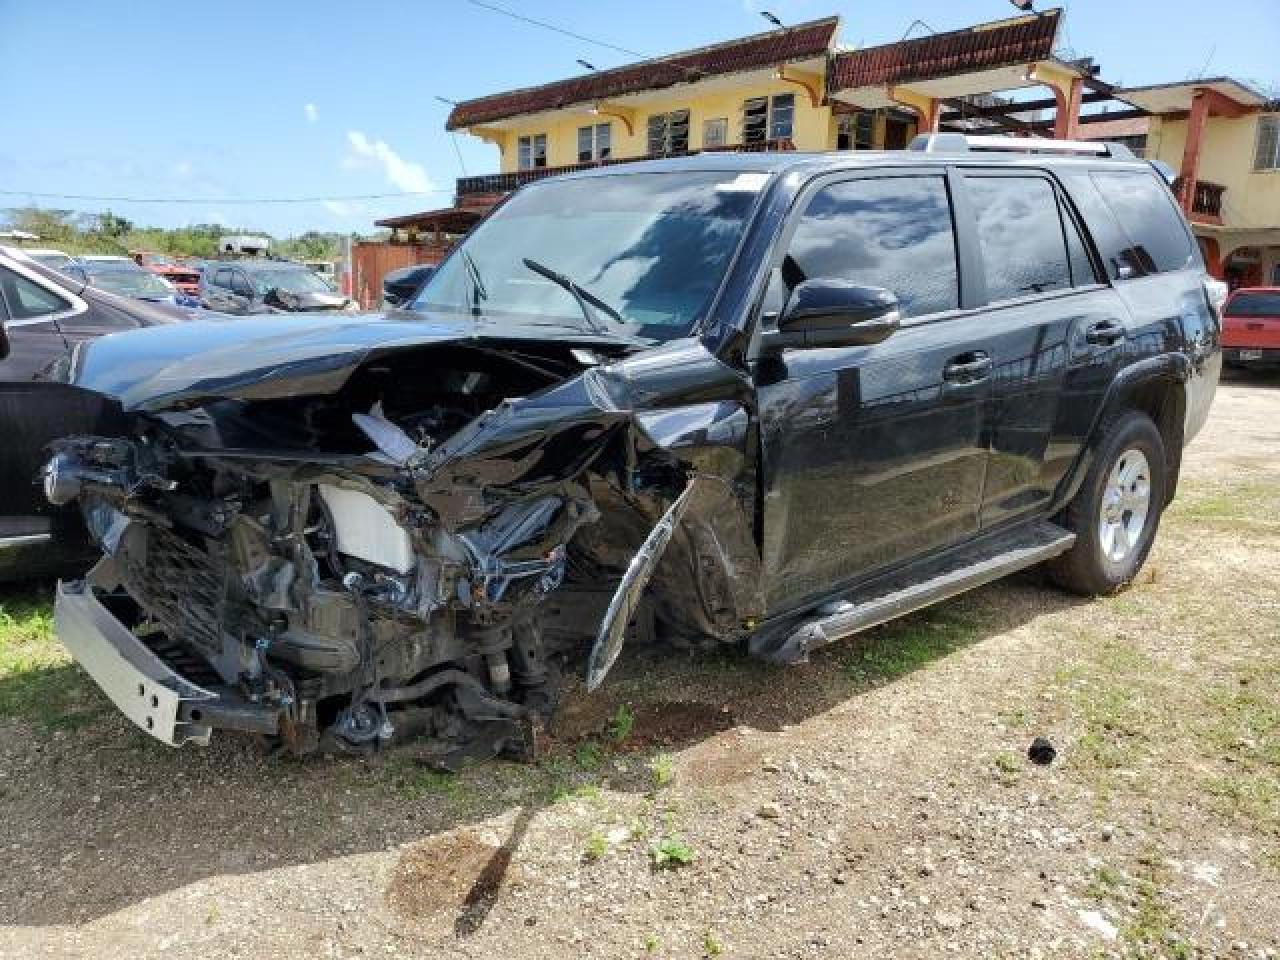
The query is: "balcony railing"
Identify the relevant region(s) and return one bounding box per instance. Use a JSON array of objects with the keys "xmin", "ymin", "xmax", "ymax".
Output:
[
  {"xmin": 455, "ymin": 138, "xmax": 796, "ymax": 197},
  {"xmin": 1172, "ymin": 177, "xmax": 1227, "ymax": 220}
]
